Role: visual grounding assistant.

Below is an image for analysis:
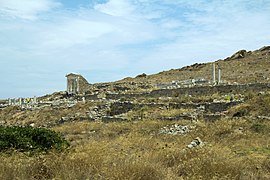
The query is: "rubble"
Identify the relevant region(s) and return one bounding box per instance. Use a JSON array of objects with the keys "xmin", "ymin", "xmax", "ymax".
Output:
[
  {"xmin": 159, "ymin": 124, "xmax": 195, "ymax": 135},
  {"xmin": 257, "ymin": 116, "xmax": 270, "ymax": 120},
  {"xmin": 4, "ymin": 96, "xmax": 80, "ymax": 111},
  {"xmin": 187, "ymin": 137, "xmax": 205, "ymax": 148}
]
